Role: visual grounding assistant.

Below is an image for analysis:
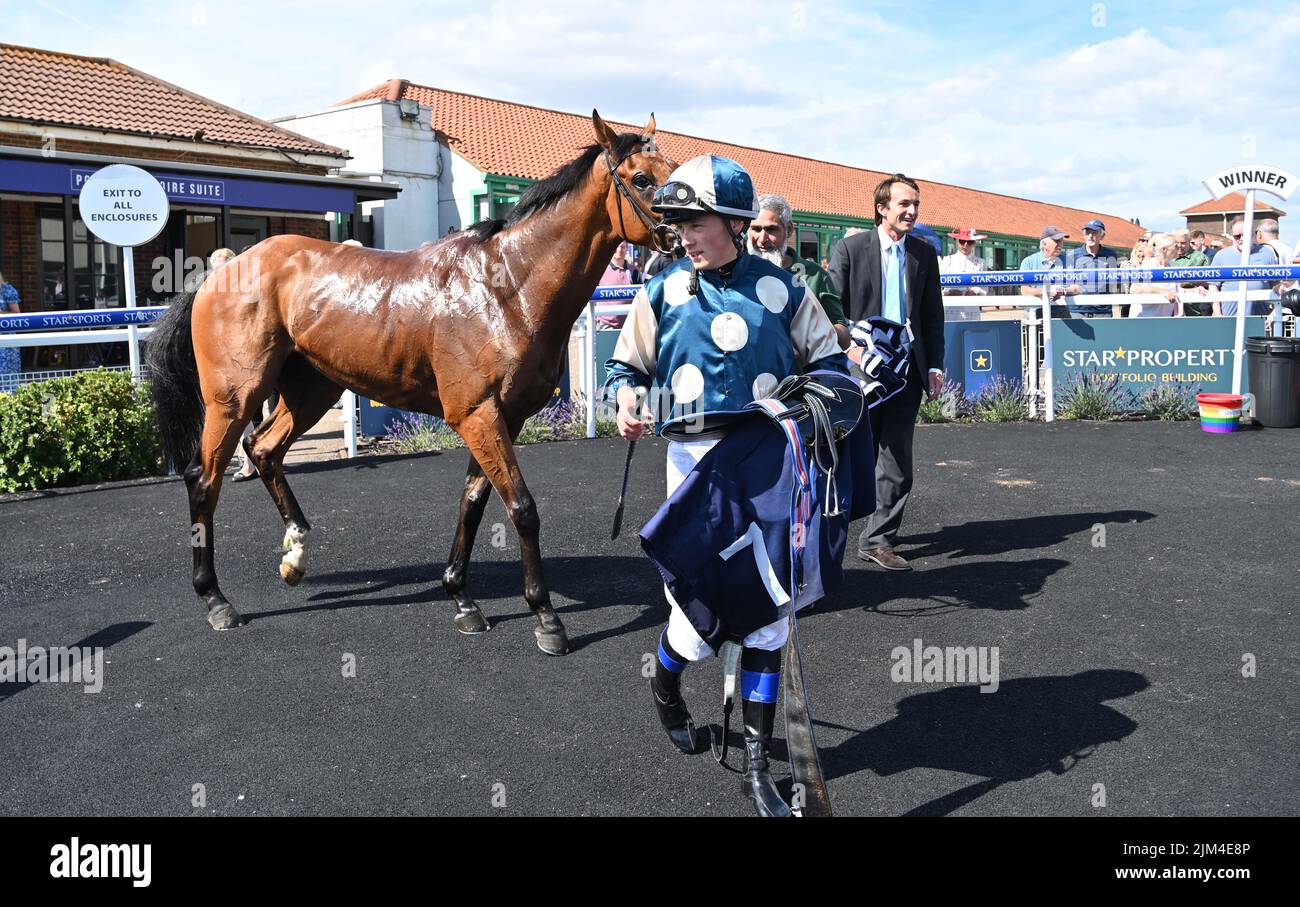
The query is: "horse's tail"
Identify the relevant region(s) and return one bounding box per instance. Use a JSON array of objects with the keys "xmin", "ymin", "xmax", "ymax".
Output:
[{"xmin": 147, "ymin": 290, "xmax": 204, "ymax": 473}]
